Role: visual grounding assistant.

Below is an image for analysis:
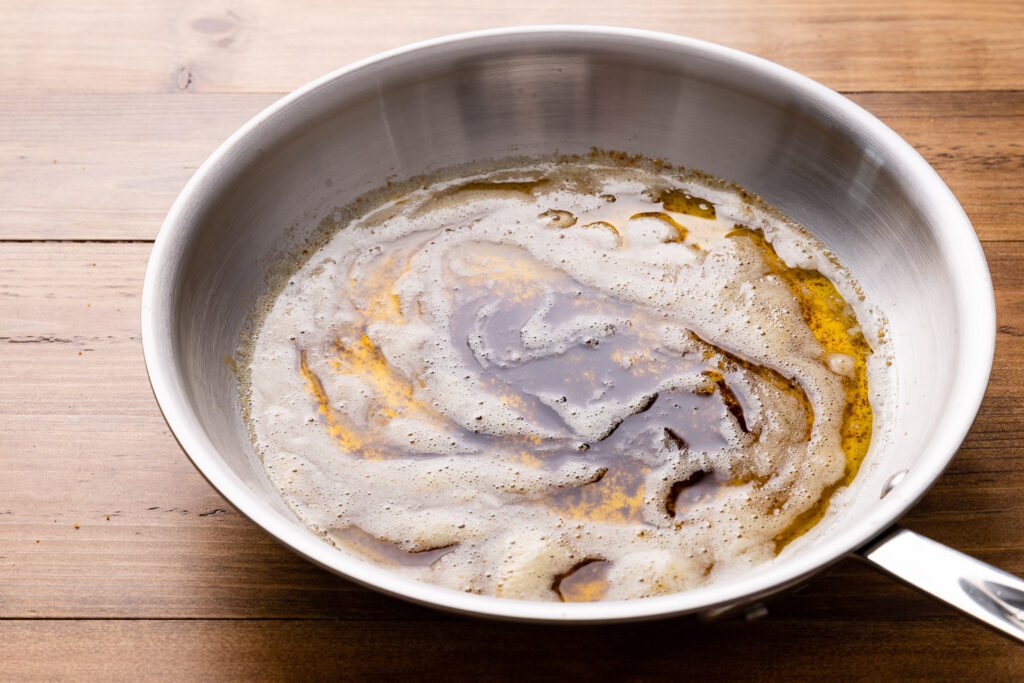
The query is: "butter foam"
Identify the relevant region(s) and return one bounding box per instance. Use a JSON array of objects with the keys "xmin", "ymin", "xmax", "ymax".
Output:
[{"xmin": 245, "ymin": 157, "xmax": 890, "ymax": 601}]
